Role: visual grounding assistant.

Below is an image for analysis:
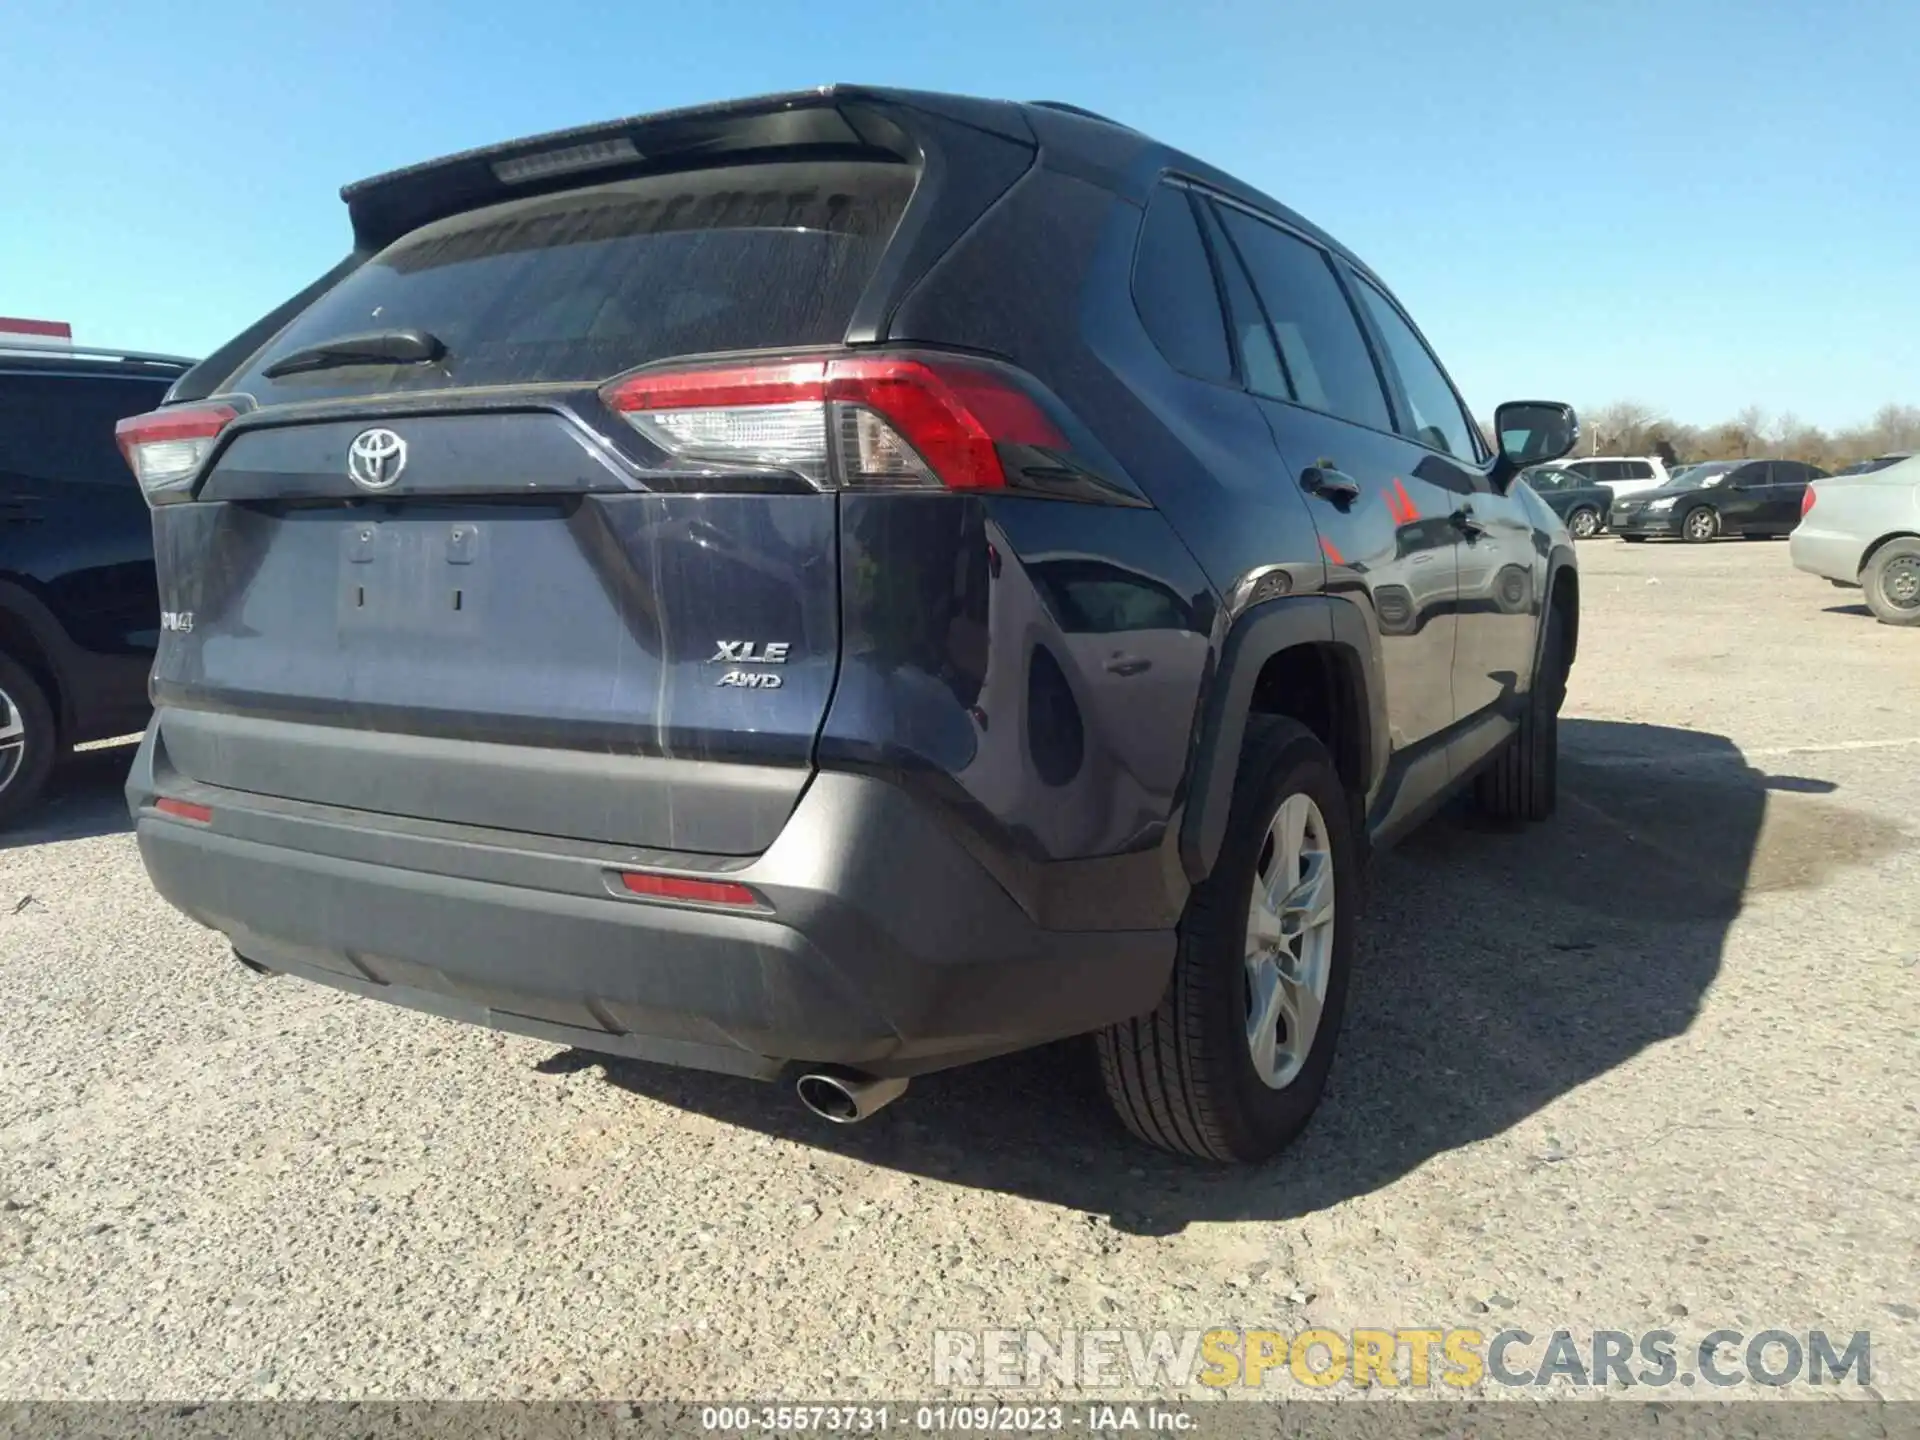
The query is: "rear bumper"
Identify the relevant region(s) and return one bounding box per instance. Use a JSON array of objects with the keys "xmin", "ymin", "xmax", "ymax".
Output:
[
  {"xmin": 127, "ymin": 722, "xmax": 1175, "ymax": 1080},
  {"xmin": 1789, "ymin": 525, "xmax": 1861, "ymax": 584}
]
